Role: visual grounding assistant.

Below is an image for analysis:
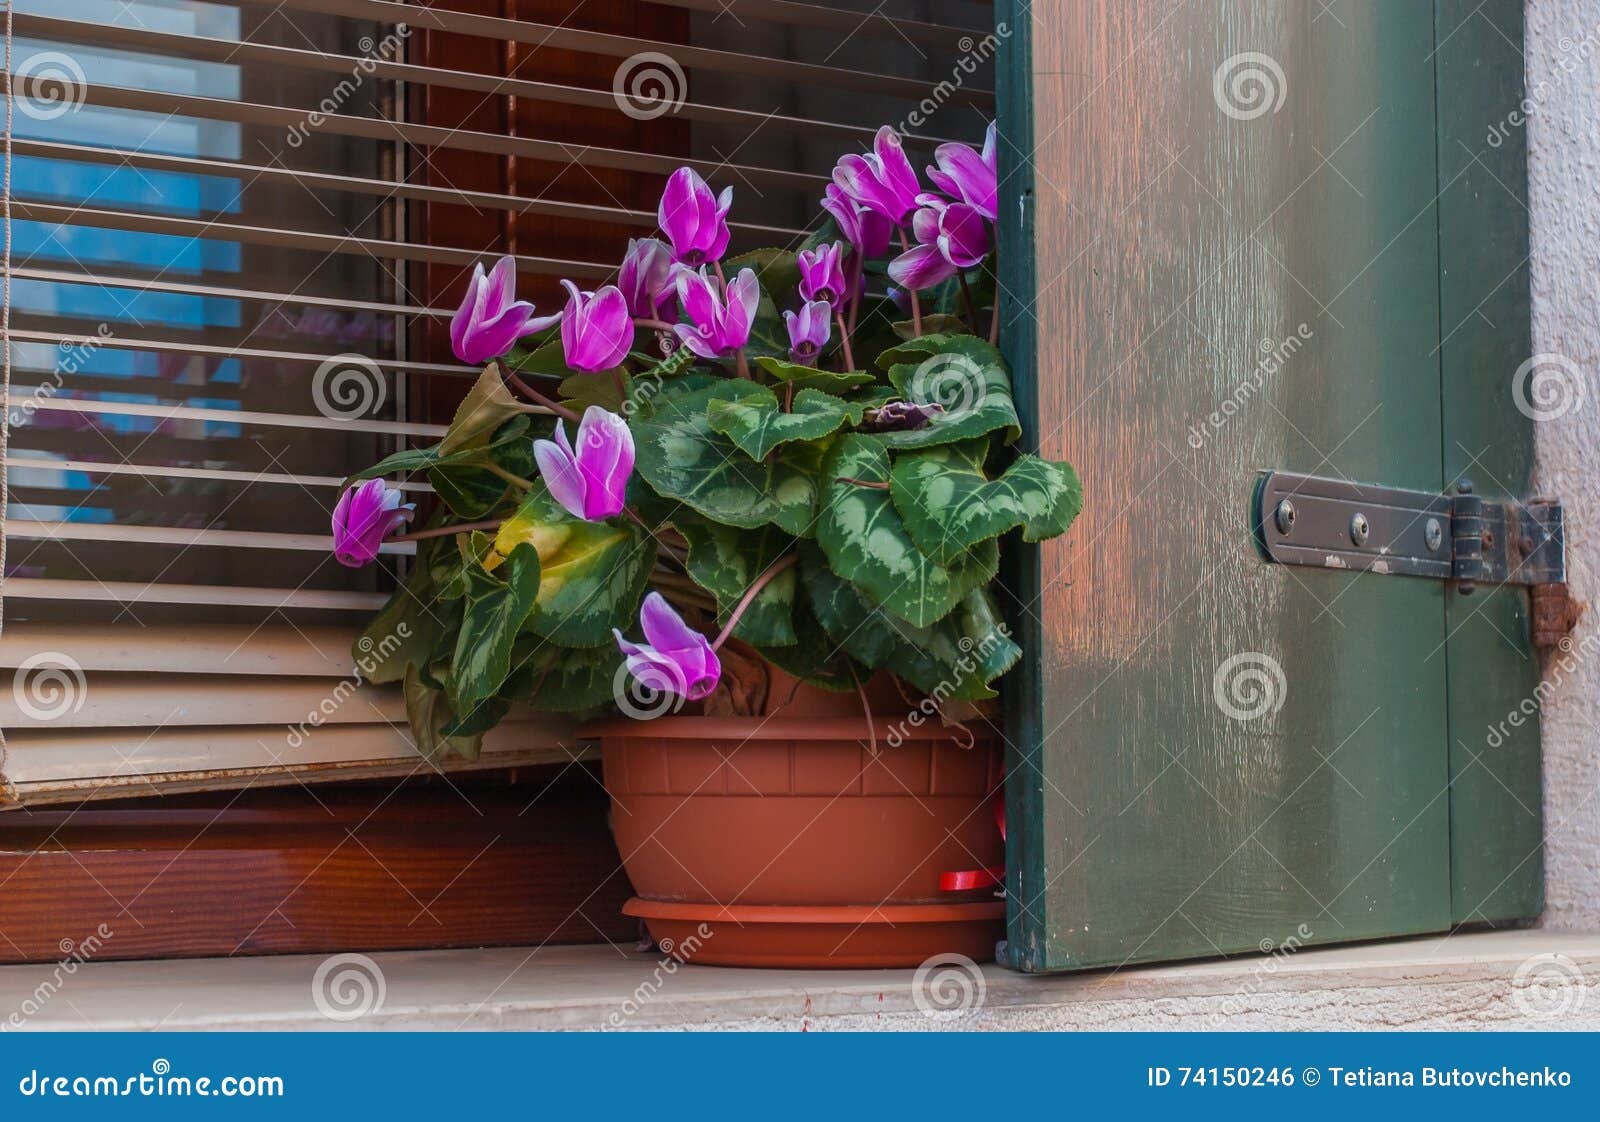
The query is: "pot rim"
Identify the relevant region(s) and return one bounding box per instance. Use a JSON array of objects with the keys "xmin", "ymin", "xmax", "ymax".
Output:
[
  {"xmin": 579, "ymin": 715, "xmax": 996, "ymax": 743},
  {"xmin": 623, "ymin": 898, "xmax": 1006, "ymax": 924}
]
